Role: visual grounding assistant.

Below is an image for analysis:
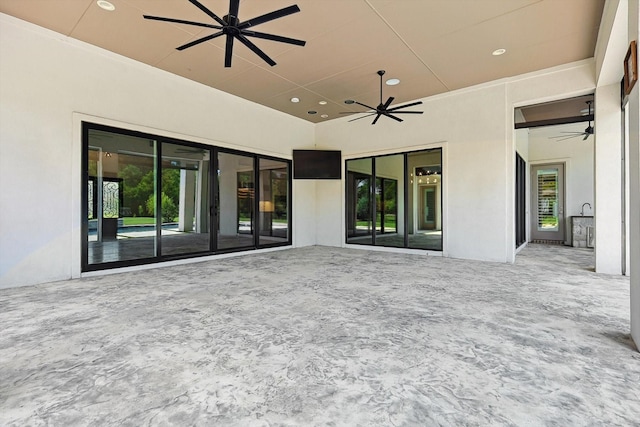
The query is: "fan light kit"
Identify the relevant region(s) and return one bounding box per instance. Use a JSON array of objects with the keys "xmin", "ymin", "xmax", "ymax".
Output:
[
  {"xmin": 144, "ymin": 0, "xmax": 306, "ymax": 68},
  {"xmin": 342, "ymin": 70, "xmax": 423, "ymax": 125}
]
